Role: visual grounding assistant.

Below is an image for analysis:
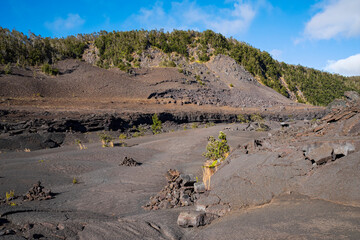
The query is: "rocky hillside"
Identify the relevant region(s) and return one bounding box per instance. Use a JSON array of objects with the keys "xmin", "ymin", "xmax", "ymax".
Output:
[{"xmin": 1, "ymin": 28, "xmax": 359, "ymax": 106}]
